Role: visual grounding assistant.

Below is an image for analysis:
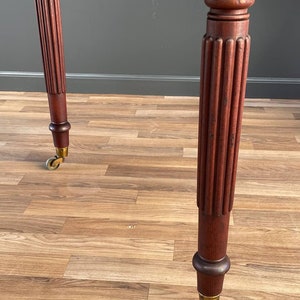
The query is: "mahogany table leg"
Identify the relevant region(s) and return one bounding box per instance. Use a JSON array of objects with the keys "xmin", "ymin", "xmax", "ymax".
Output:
[
  {"xmin": 35, "ymin": 0, "xmax": 70, "ymax": 170},
  {"xmin": 193, "ymin": 1, "xmax": 255, "ymax": 299}
]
